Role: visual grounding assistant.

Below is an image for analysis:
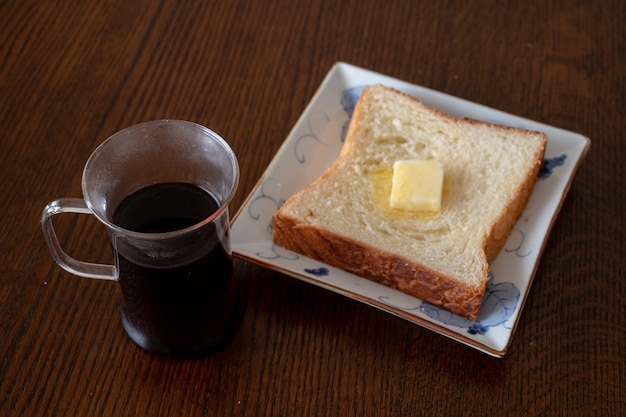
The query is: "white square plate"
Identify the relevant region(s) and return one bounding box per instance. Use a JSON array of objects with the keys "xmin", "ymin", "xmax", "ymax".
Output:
[{"xmin": 231, "ymin": 62, "xmax": 590, "ymax": 357}]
